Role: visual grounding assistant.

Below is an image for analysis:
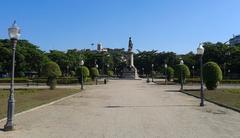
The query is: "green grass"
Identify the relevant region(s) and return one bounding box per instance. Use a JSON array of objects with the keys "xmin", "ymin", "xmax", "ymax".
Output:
[
  {"xmin": 0, "ymin": 88, "xmax": 80, "ymax": 119},
  {"xmin": 184, "ymin": 89, "xmax": 240, "ymax": 110}
]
